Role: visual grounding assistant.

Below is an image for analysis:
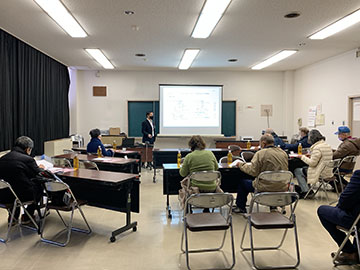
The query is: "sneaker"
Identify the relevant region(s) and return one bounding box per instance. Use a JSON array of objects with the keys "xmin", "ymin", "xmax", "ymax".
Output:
[{"xmin": 233, "ymin": 207, "xmax": 247, "ymax": 214}]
